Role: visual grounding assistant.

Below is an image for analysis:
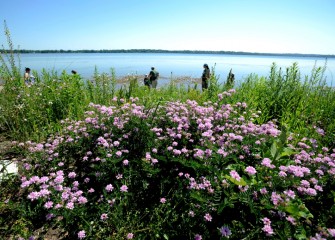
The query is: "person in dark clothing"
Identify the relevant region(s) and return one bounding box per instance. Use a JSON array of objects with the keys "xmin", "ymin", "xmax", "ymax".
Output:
[
  {"xmin": 201, "ymin": 63, "xmax": 210, "ymax": 90},
  {"xmin": 143, "ymin": 74, "xmax": 151, "ymax": 88},
  {"xmin": 149, "ymin": 67, "xmax": 159, "ymax": 89},
  {"xmin": 226, "ymin": 68, "xmax": 235, "ymax": 86}
]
